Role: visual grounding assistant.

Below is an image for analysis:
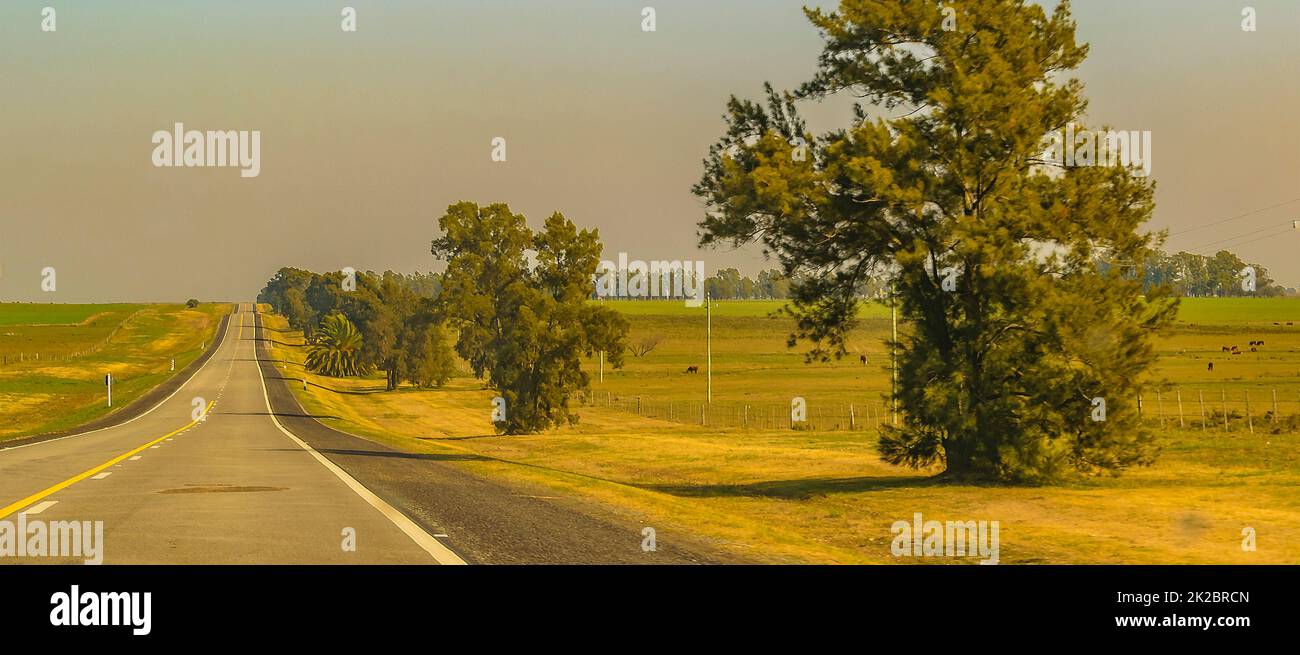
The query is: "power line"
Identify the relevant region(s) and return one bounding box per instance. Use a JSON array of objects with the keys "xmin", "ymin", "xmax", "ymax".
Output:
[
  {"xmin": 1167, "ymin": 197, "xmax": 1300, "ymax": 237},
  {"xmin": 1182, "ymin": 221, "xmax": 1294, "ymax": 253},
  {"xmin": 1199, "ymin": 227, "xmax": 1297, "ymax": 252}
]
